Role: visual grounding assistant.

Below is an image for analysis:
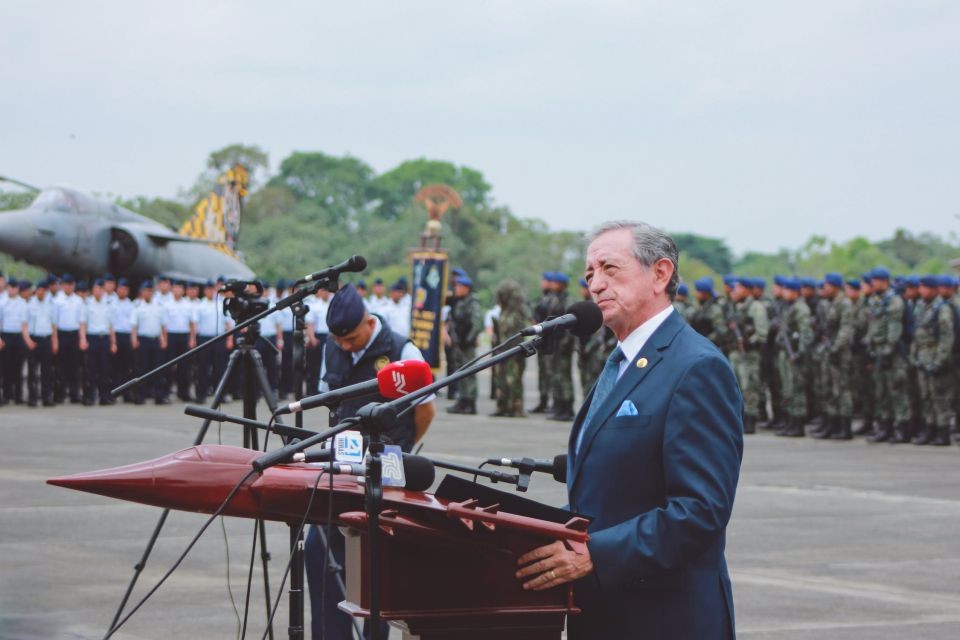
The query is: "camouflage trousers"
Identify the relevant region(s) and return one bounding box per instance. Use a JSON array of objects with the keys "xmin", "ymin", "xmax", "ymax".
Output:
[
  {"xmin": 822, "ymin": 352, "xmax": 852, "ymax": 418},
  {"xmin": 917, "ymin": 368, "xmax": 956, "ymax": 427},
  {"xmin": 537, "ymin": 352, "xmax": 552, "ymax": 400},
  {"xmin": 451, "ymin": 345, "xmax": 477, "ymax": 400},
  {"xmin": 806, "ymin": 350, "xmax": 825, "ymax": 418},
  {"xmin": 851, "ymin": 350, "xmax": 874, "ymax": 420},
  {"xmin": 906, "ymin": 363, "xmax": 922, "ymax": 425},
  {"xmin": 551, "ymin": 347, "xmax": 574, "ymax": 403},
  {"xmin": 730, "ymin": 350, "xmax": 762, "ymax": 419},
  {"xmin": 872, "ymin": 354, "xmax": 910, "ymax": 424},
  {"xmin": 578, "ymin": 356, "xmax": 604, "ymax": 398},
  {"xmin": 777, "ymin": 351, "xmax": 807, "ymax": 419},
  {"xmin": 495, "ymin": 358, "xmax": 525, "ymax": 415}
]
